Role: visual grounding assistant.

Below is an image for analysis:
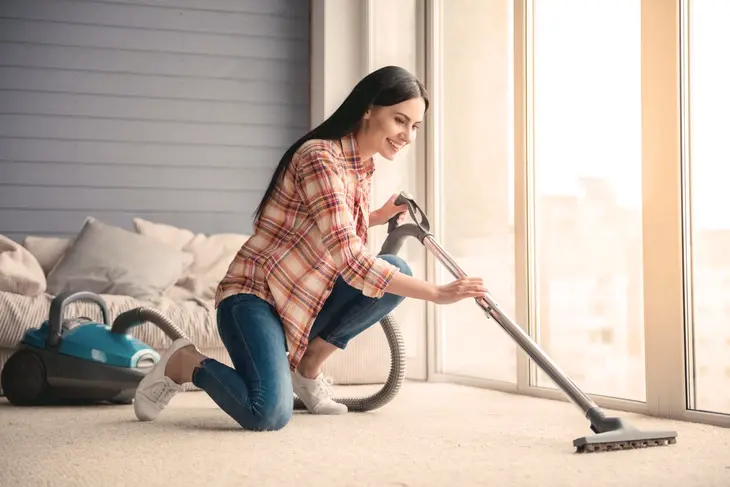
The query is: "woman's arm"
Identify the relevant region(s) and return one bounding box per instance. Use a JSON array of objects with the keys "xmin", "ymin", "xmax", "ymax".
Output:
[
  {"xmin": 384, "ymin": 272, "xmax": 439, "ymax": 301},
  {"xmin": 295, "ymin": 148, "xmax": 488, "ymax": 305},
  {"xmin": 368, "ymin": 209, "xmax": 383, "ymax": 227},
  {"xmin": 369, "ymin": 194, "xmax": 409, "ymax": 227},
  {"xmin": 384, "ymin": 271, "xmax": 488, "ymax": 305},
  {"xmin": 295, "ymin": 148, "xmax": 400, "ymax": 299}
]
